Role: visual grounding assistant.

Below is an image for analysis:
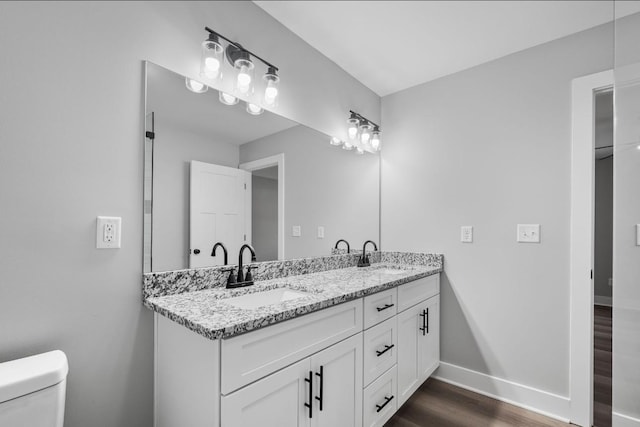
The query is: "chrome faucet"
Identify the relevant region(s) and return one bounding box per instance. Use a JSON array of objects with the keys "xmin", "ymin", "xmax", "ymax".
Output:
[
  {"xmin": 334, "ymin": 239, "xmax": 350, "ymax": 253},
  {"xmin": 228, "ymin": 244, "xmax": 257, "ymax": 288},
  {"xmin": 358, "ymin": 240, "xmax": 378, "ymax": 267},
  {"xmin": 211, "ymin": 242, "xmax": 228, "ymax": 265}
]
